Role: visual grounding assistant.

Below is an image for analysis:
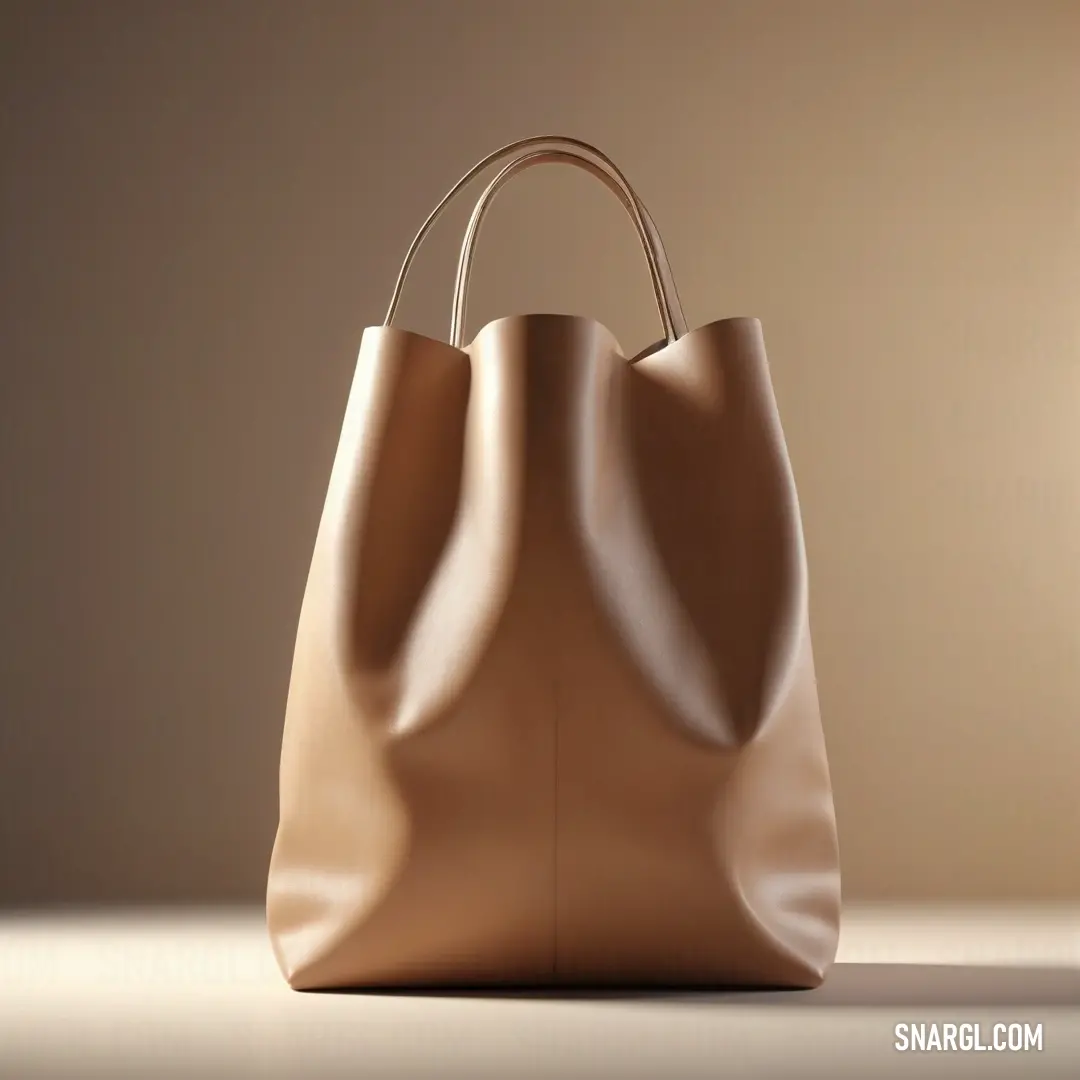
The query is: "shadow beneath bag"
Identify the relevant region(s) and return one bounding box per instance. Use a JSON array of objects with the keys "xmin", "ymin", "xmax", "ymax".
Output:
[{"xmin": 337, "ymin": 964, "xmax": 1080, "ymax": 1007}]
